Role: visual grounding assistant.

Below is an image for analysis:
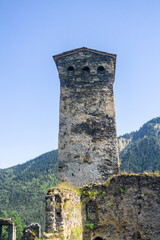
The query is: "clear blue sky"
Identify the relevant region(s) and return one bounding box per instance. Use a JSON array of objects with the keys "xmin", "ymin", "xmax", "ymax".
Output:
[{"xmin": 0, "ymin": 0, "xmax": 160, "ymax": 168}]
